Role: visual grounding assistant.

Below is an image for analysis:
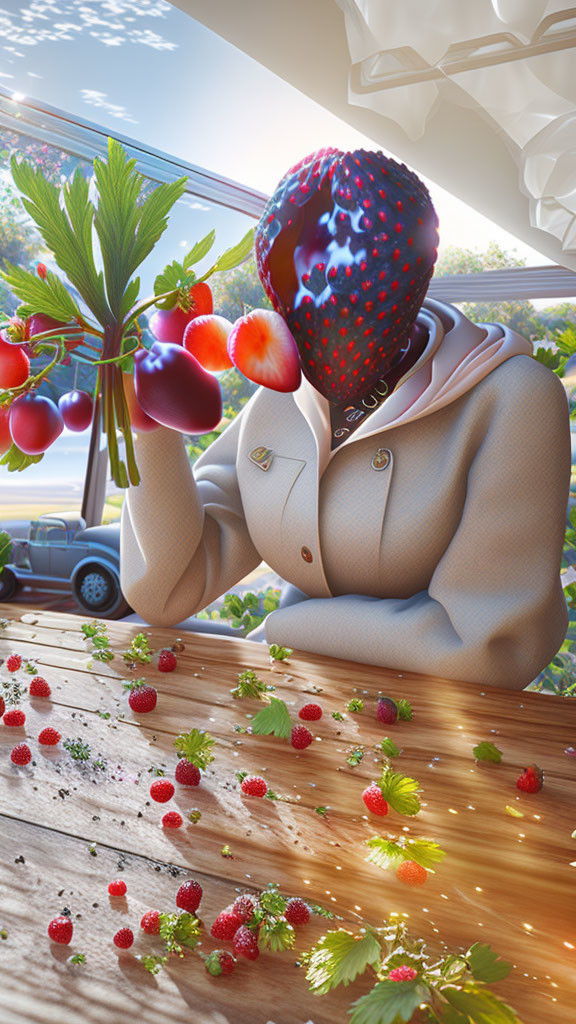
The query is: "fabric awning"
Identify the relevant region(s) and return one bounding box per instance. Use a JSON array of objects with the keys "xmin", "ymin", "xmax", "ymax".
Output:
[{"xmin": 169, "ymin": 0, "xmax": 576, "ymax": 272}]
